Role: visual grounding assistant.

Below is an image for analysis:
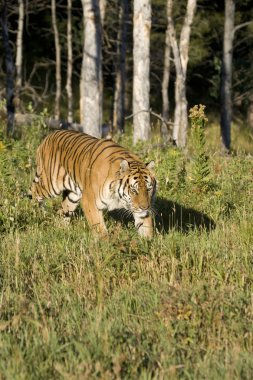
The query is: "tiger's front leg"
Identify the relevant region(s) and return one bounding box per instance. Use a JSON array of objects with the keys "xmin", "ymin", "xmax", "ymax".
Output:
[
  {"xmin": 81, "ymin": 194, "xmax": 108, "ymax": 238},
  {"xmin": 134, "ymin": 214, "xmax": 154, "ymax": 239},
  {"xmin": 61, "ymin": 190, "xmax": 81, "ymax": 217}
]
